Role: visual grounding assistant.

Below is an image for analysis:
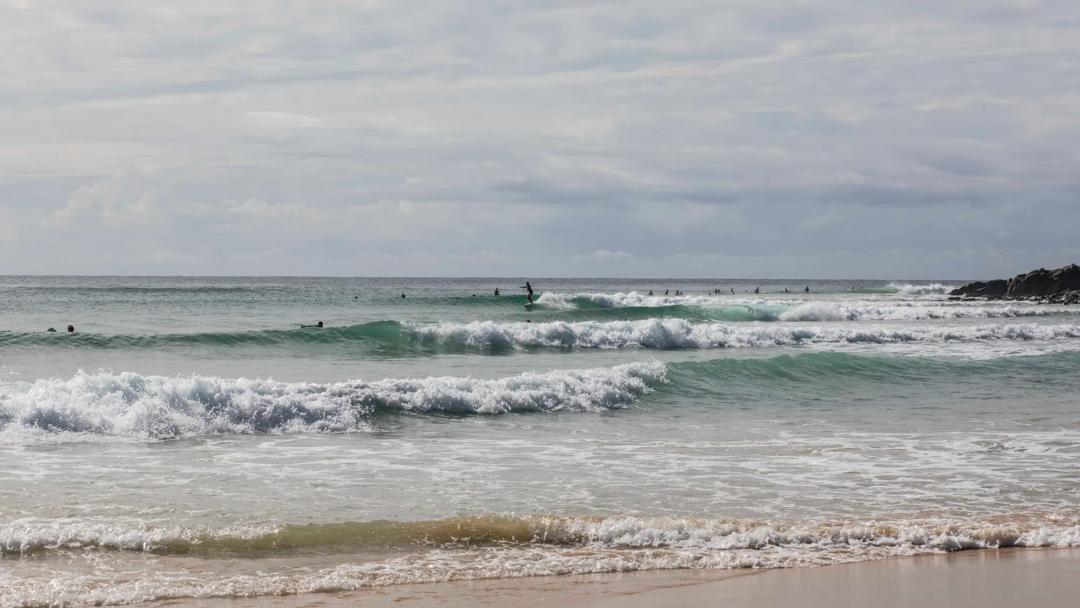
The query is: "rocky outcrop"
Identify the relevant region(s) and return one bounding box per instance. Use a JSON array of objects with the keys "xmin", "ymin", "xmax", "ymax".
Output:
[
  {"xmin": 950, "ymin": 264, "xmax": 1080, "ymax": 304},
  {"xmin": 1005, "ymin": 264, "xmax": 1080, "ymax": 299},
  {"xmin": 948, "ymin": 279, "xmax": 1007, "ymax": 298}
]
